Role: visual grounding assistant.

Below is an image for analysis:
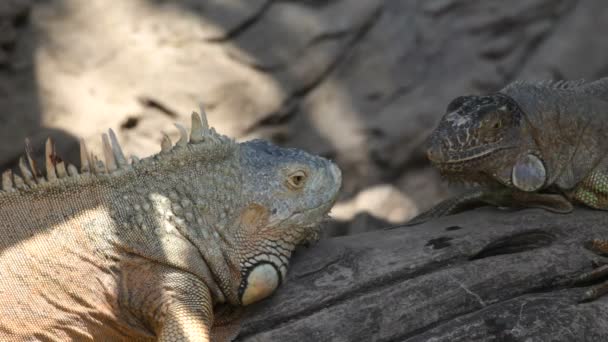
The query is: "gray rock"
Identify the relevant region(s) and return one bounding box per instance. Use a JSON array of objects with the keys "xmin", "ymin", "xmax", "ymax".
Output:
[{"xmin": 238, "ymin": 208, "xmax": 608, "ymax": 341}]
